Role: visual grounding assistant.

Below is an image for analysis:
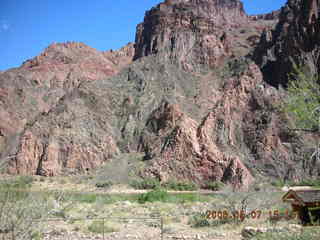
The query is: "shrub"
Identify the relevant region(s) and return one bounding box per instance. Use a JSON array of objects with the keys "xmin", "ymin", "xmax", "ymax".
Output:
[
  {"xmin": 138, "ymin": 188, "xmax": 169, "ymax": 203},
  {"xmin": 129, "ymin": 178, "xmax": 160, "ymax": 190},
  {"xmin": 163, "ymin": 180, "xmax": 198, "ymax": 191},
  {"xmin": 0, "ymin": 186, "xmax": 52, "ymax": 240},
  {"xmin": 13, "ymin": 175, "xmax": 34, "ymax": 188},
  {"xmin": 294, "ymin": 179, "xmax": 320, "ymax": 187},
  {"xmin": 31, "ymin": 231, "xmax": 43, "ymax": 240},
  {"xmin": 203, "ymin": 181, "xmax": 225, "ymax": 191},
  {"xmin": 95, "ymin": 180, "xmax": 113, "ymax": 189},
  {"xmin": 88, "ymin": 220, "xmax": 118, "ymax": 234},
  {"xmin": 271, "ymin": 179, "xmax": 285, "ymax": 188}
]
